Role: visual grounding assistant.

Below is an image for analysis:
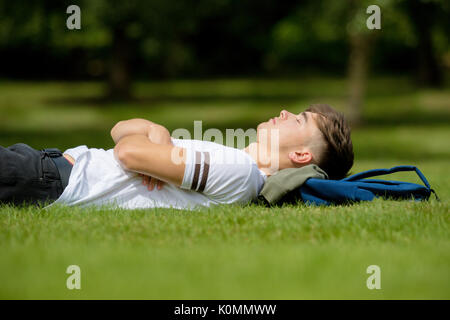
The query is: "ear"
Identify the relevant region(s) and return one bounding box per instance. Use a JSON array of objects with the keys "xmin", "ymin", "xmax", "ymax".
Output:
[{"xmin": 288, "ymin": 150, "xmax": 312, "ymax": 167}]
